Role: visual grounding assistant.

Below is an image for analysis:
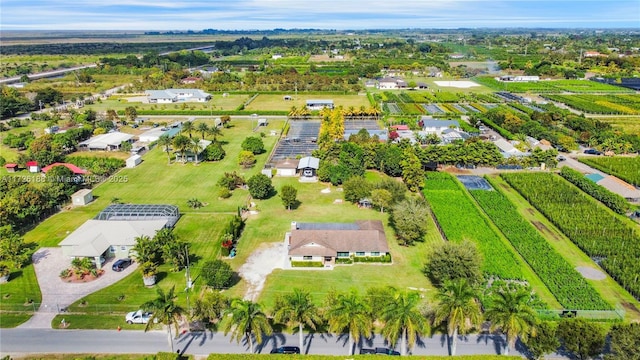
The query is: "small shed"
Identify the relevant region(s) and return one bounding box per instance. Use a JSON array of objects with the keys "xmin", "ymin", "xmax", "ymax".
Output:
[
  {"xmin": 72, "ymin": 189, "xmax": 94, "ymax": 207},
  {"xmin": 275, "ymin": 159, "xmax": 300, "ymax": 177},
  {"xmin": 4, "ymin": 163, "xmax": 18, "ymax": 173},
  {"xmin": 126, "ymin": 155, "xmax": 142, "ymax": 168},
  {"xmin": 26, "ymin": 161, "xmax": 39, "ymax": 173},
  {"xmin": 258, "ymin": 118, "xmax": 268, "ymax": 126}
]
